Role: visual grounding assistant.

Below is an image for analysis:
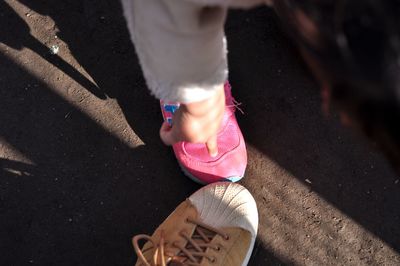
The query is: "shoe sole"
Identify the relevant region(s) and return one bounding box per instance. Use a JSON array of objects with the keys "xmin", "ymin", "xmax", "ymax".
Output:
[
  {"xmin": 177, "ymin": 160, "xmax": 244, "ymax": 185},
  {"xmin": 242, "ymin": 236, "xmax": 256, "ymax": 266}
]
